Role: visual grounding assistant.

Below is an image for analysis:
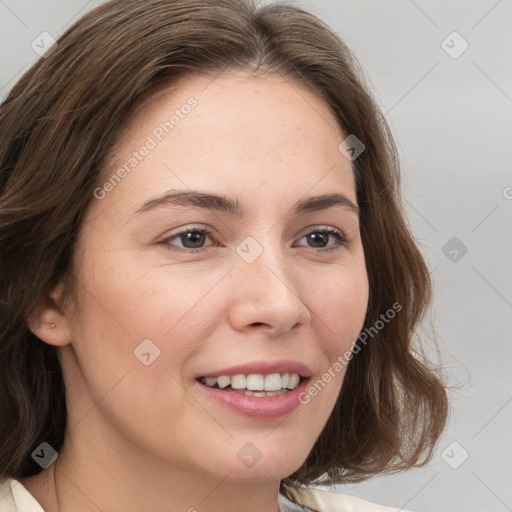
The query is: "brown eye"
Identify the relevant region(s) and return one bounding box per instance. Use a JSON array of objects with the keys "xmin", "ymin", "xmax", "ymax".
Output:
[
  {"xmin": 162, "ymin": 227, "xmax": 215, "ymax": 253},
  {"xmin": 296, "ymin": 228, "xmax": 347, "ymax": 252}
]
